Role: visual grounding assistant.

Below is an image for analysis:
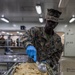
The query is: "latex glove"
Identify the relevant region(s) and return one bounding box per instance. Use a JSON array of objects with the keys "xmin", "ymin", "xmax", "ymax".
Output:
[
  {"xmin": 36, "ymin": 61, "xmax": 47, "ymax": 73},
  {"xmin": 26, "ymin": 45, "xmax": 37, "ymax": 62}
]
